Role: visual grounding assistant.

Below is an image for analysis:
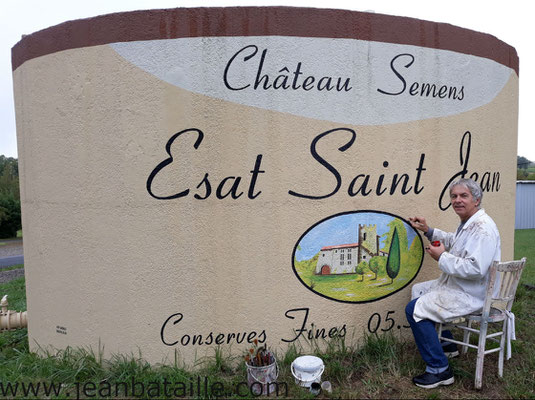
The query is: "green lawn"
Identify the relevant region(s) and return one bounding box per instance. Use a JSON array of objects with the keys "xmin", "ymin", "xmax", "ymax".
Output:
[{"xmin": 514, "ymin": 229, "xmax": 535, "ymax": 285}]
